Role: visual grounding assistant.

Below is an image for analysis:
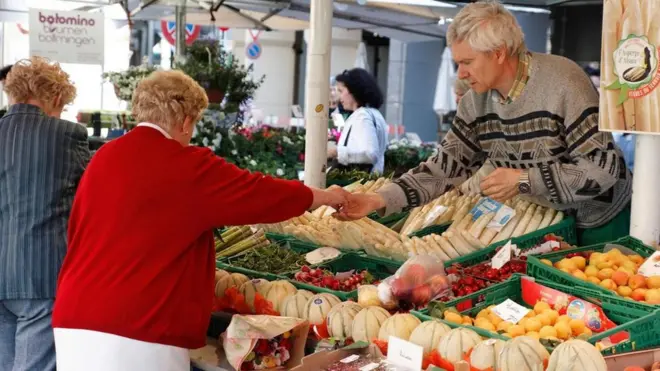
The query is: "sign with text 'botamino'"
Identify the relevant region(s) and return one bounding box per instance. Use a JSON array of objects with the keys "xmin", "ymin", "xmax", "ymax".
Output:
[{"xmin": 29, "ymin": 8, "xmax": 104, "ymax": 65}]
